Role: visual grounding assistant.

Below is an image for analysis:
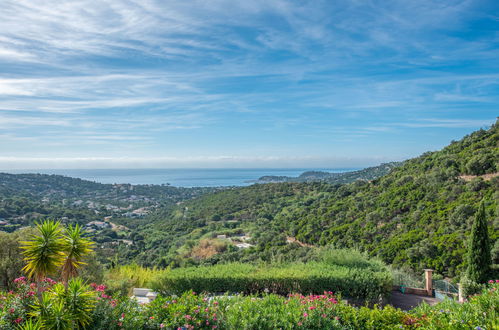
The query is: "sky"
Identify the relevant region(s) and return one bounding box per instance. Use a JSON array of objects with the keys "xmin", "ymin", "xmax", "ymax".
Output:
[{"xmin": 0, "ymin": 0, "xmax": 498, "ymax": 169}]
